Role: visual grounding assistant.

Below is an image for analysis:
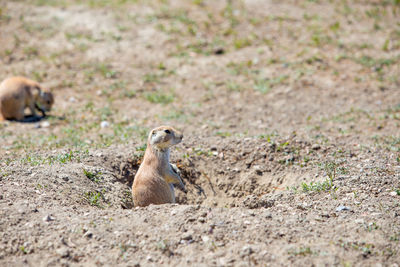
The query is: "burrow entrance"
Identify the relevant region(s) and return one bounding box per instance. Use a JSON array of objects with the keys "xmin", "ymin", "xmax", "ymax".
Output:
[{"xmin": 107, "ymin": 136, "xmax": 328, "ymax": 209}]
